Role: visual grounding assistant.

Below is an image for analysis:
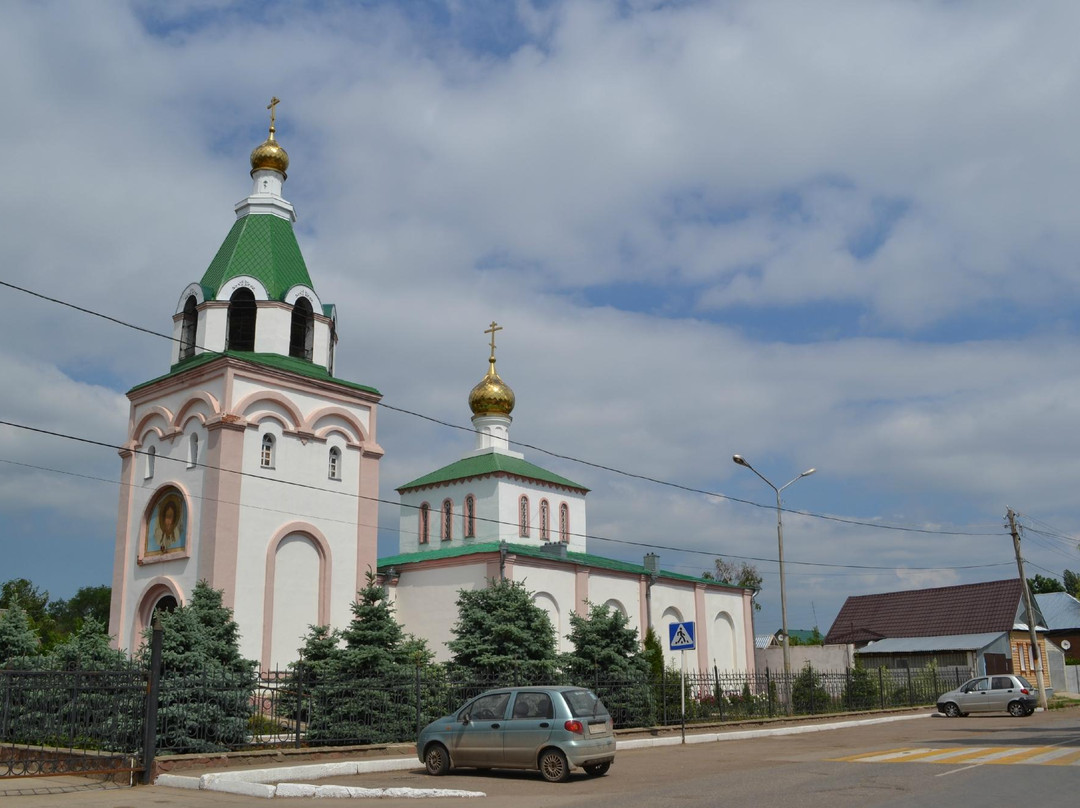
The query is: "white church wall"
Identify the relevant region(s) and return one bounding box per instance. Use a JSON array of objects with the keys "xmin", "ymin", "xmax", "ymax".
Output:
[
  {"xmin": 255, "ymin": 306, "xmax": 292, "ymax": 356},
  {"xmin": 510, "ymin": 561, "xmax": 576, "ymax": 653},
  {"xmin": 703, "ymin": 589, "xmax": 747, "ymax": 670},
  {"xmin": 654, "ymin": 585, "xmax": 698, "ymax": 671},
  {"xmin": 392, "ymin": 563, "xmax": 491, "ymax": 661},
  {"xmin": 582, "ymin": 574, "xmax": 642, "ymax": 638},
  {"xmin": 201, "ymin": 305, "xmax": 227, "ymax": 356},
  {"xmin": 269, "ymin": 534, "xmax": 321, "ymax": 668},
  {"xmin": 495, "ymin": 482, "xmax": 586, "ymax": 551}
]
